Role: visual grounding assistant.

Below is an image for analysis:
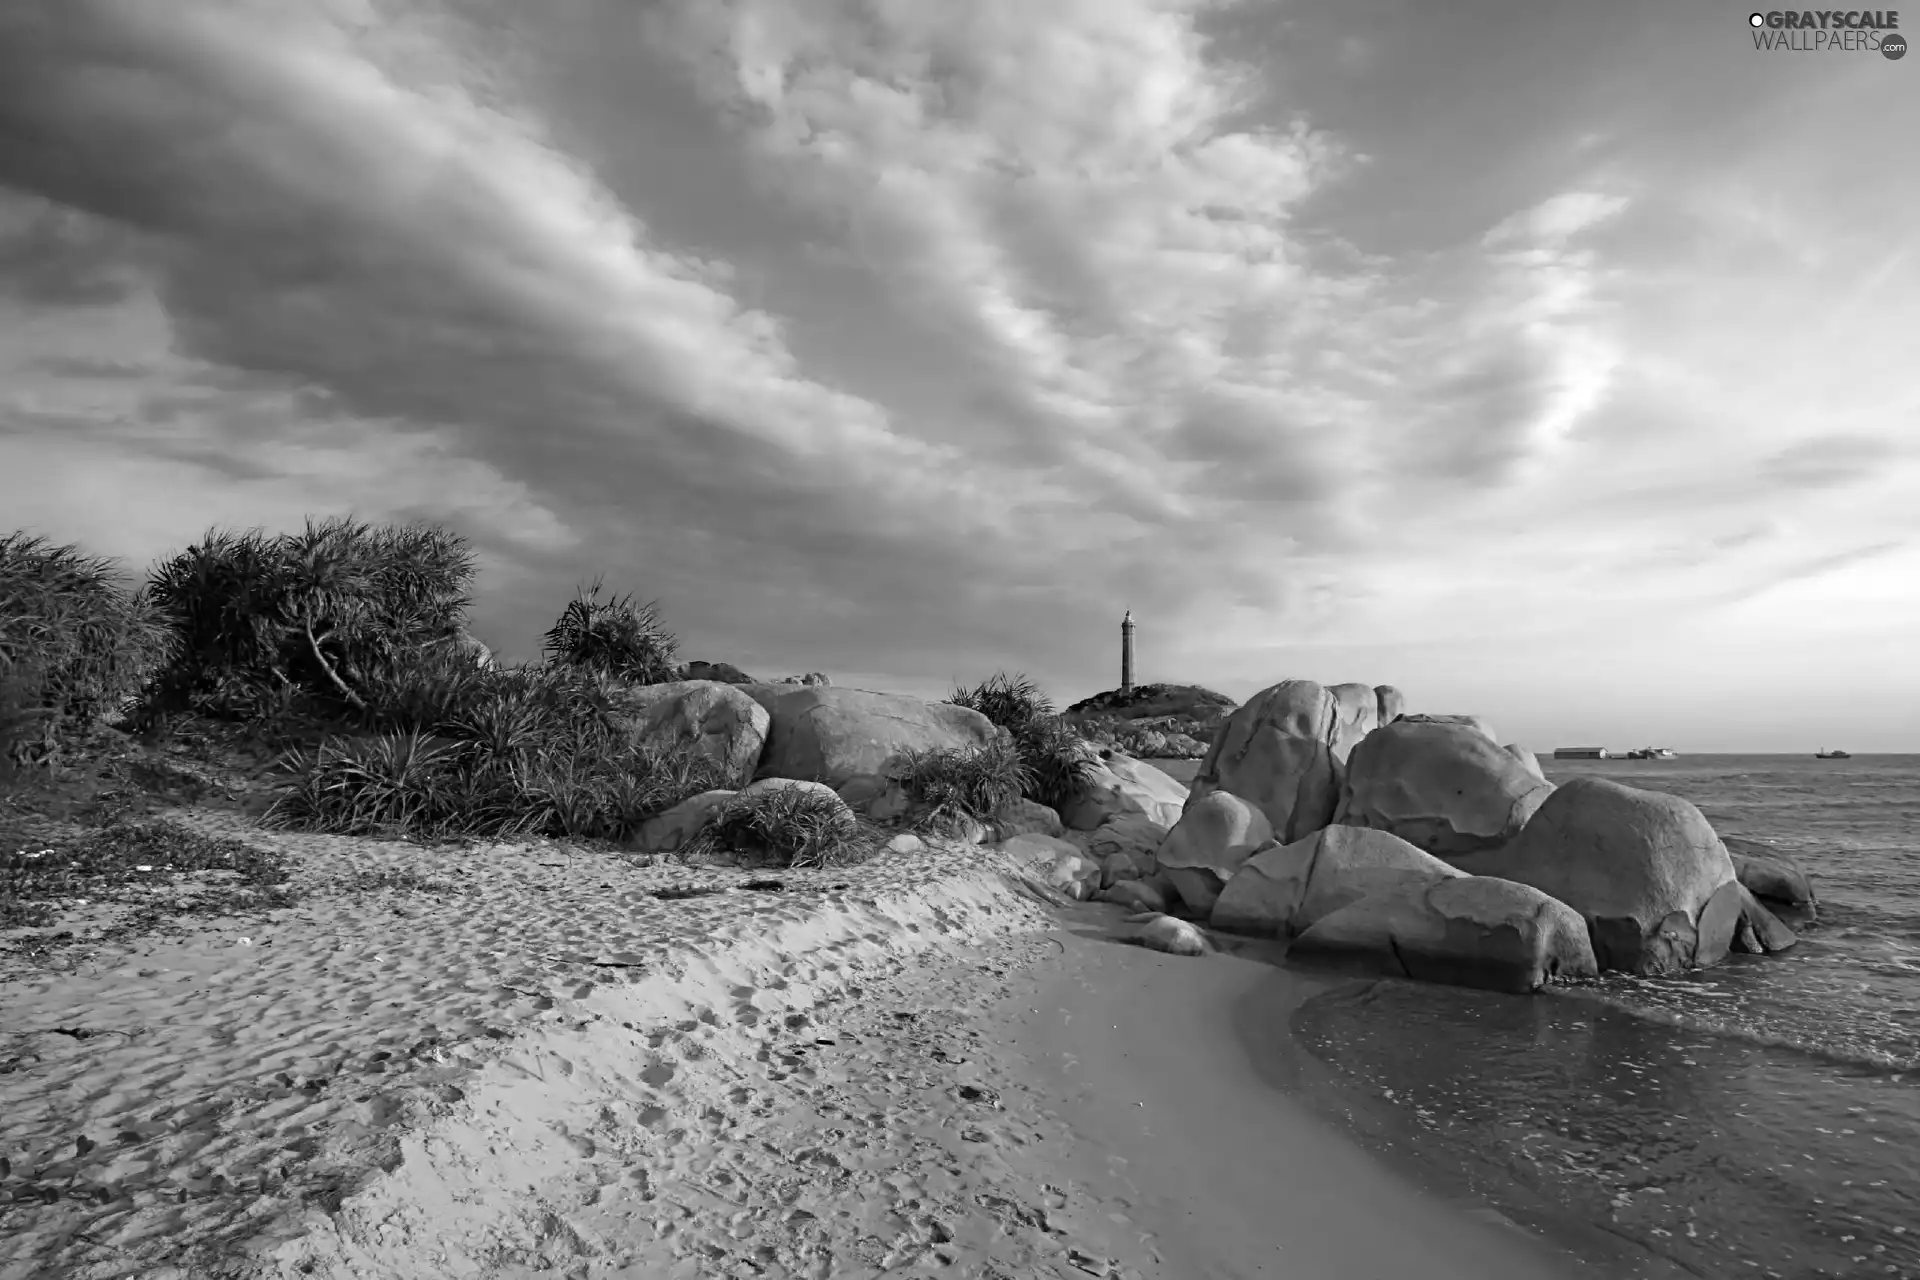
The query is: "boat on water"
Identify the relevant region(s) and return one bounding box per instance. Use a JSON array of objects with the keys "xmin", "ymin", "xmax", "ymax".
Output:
[
  {"xmin": 1553, "ymin": 746, "xmax": 1610, "ymax": 759},
  {"xmin": 1815, "ymin": 749, "xmax": 1852, "ymax": 759},
  {"xmin": 1624, "ymin": 747, "xmax": 1677, "ymax": 760}
]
